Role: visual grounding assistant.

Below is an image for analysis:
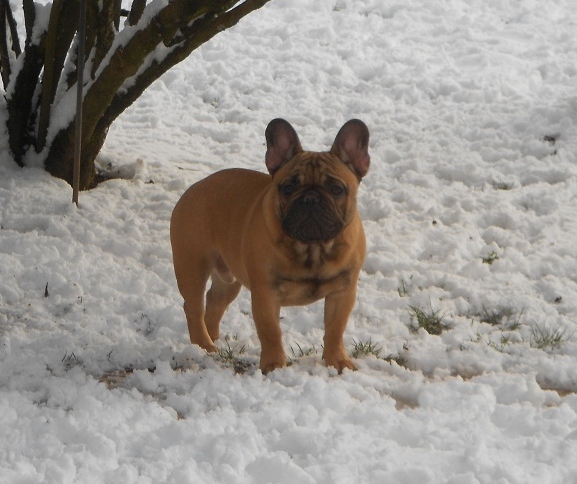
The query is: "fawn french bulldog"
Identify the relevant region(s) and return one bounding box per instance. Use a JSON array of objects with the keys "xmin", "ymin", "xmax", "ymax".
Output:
[{"xmin": 170, "ymin": 119, "xmax": 370, "ymax": 373}]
